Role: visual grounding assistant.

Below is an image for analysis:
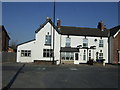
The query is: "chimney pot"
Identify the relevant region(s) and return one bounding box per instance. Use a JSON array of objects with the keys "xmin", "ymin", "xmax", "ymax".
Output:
[{"xmin": 46, "ymin": 17, "xmax": 51, "ymax": 20}]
